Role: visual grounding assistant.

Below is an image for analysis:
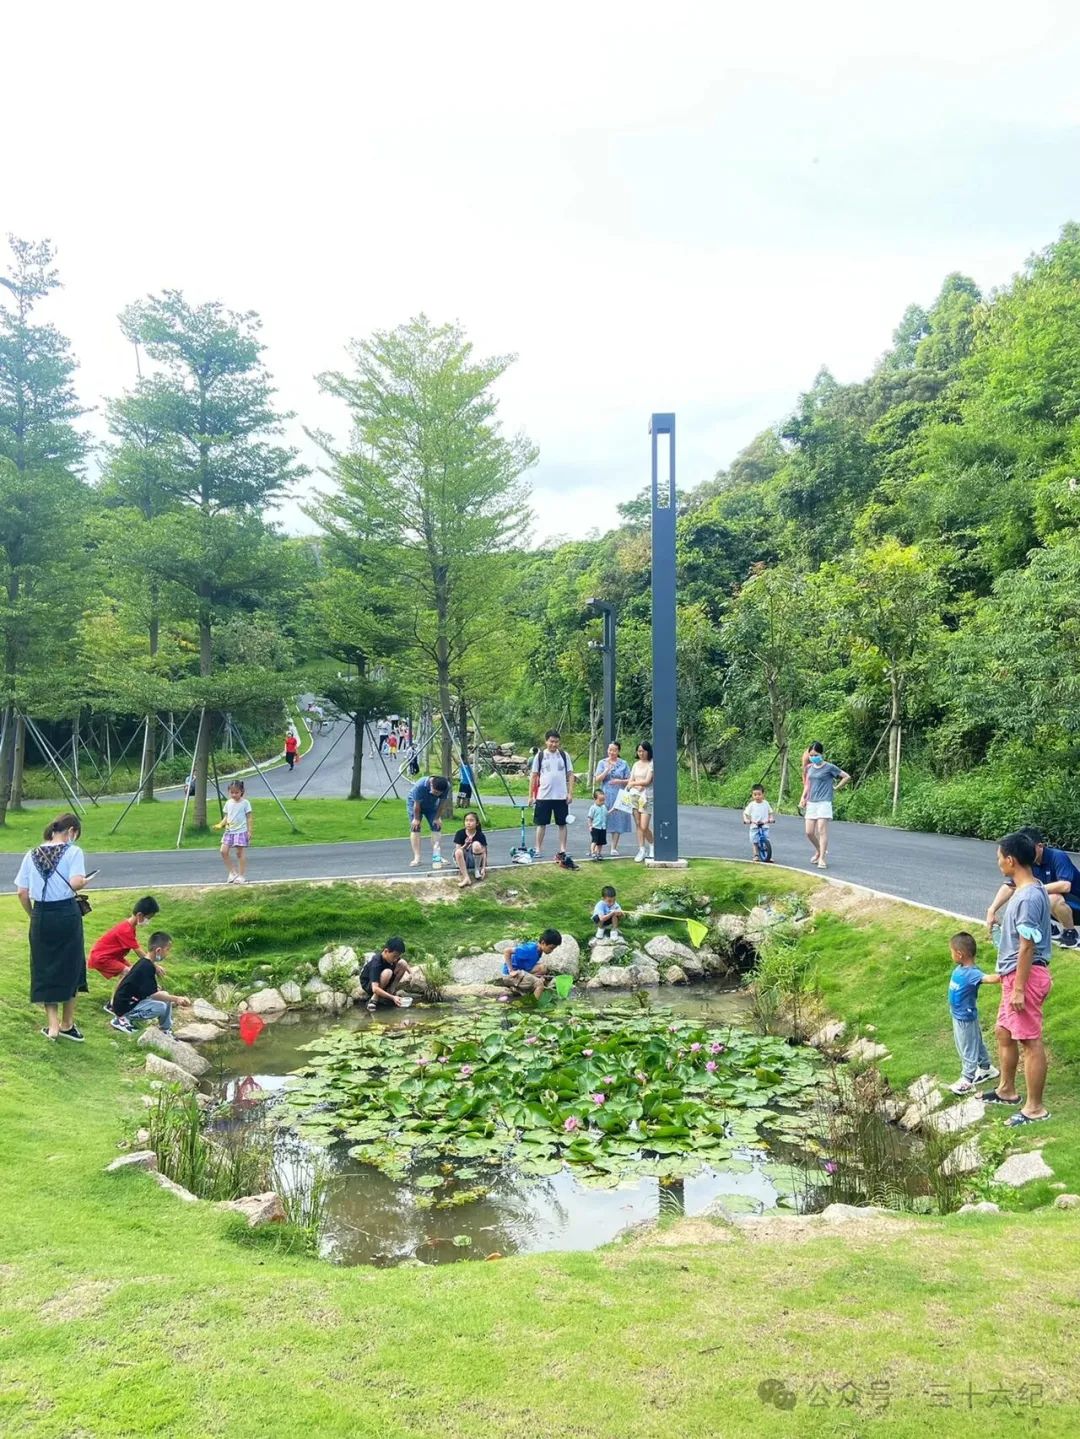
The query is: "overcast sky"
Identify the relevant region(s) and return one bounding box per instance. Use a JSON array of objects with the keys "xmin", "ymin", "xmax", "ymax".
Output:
[{"xmin": 6, "ymin": 1, "xmax": 1080, "ymax": 544}]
